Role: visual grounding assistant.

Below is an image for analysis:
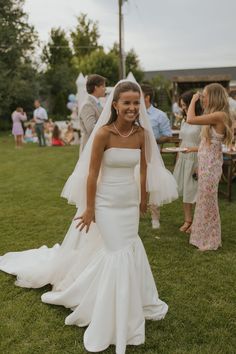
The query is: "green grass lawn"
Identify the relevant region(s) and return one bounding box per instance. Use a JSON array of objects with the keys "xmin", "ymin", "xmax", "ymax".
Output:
[{"xmin": 0, "ymin": 133, "xmax": 236, "ymax": 354}]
